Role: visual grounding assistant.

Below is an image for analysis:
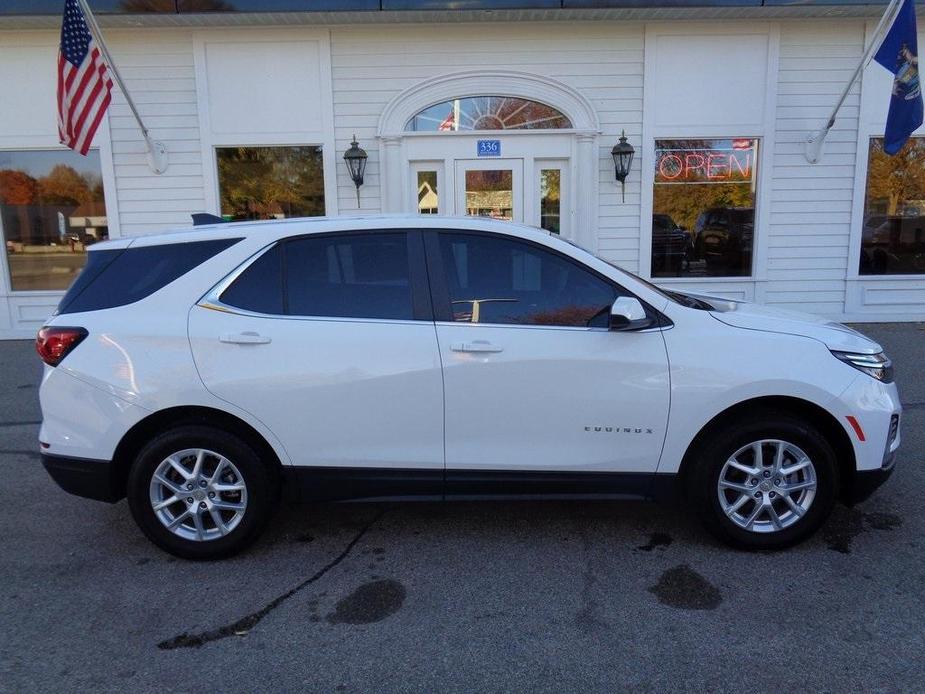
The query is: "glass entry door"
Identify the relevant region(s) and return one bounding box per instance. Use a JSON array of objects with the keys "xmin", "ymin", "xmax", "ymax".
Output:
[{"xmin": 454, "ymin": 159, "xmax": 523, "ymax": 223}]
